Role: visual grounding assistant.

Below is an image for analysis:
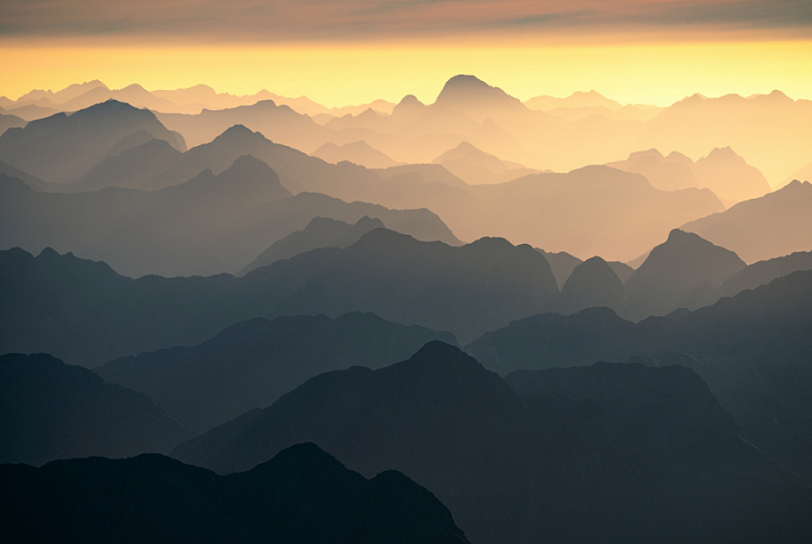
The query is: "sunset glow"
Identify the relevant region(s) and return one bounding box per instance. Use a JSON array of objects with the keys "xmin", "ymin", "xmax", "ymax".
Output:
[{"xmin": 3, "ymin": 38, "xmax": 811, "ymax": 107}]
